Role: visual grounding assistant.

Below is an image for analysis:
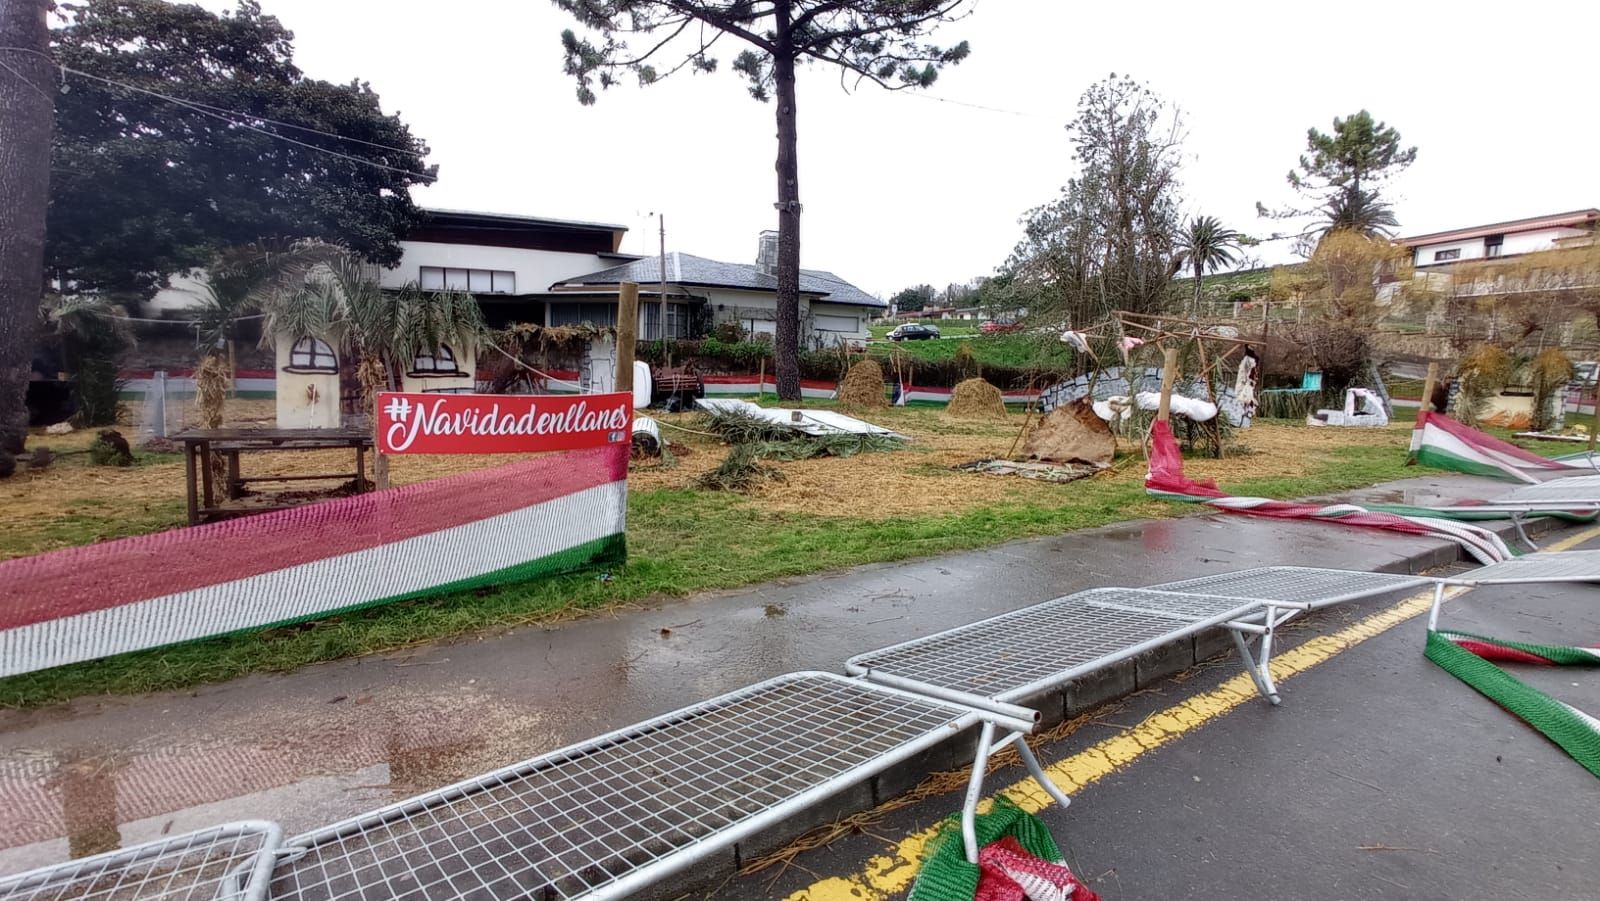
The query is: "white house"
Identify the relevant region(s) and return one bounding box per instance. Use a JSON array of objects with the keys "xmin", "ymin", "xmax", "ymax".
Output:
[
  {"xmin": 1398, "ymin": 209, "xmax": 1598, "ymax": 269},
  {"xmin": 550, "ymin": 231, "xmax": 882, "ymax": 347},
  {"xmin": 136, "ymin": 210, "xmax": 882, "ymax": 427}
]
